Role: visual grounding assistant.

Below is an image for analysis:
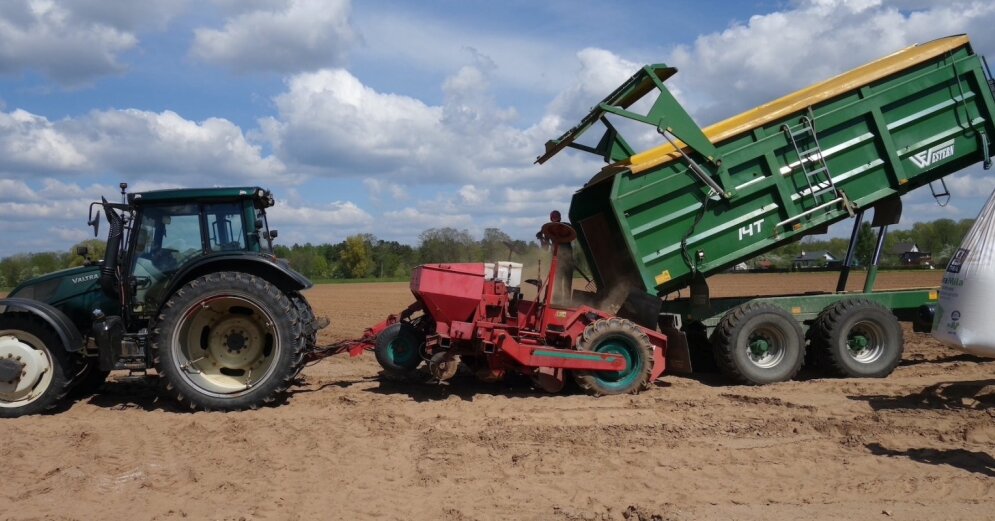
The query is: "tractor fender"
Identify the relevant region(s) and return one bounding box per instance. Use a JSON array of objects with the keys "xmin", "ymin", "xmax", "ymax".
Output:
[
  {"xmin": 157, "ymin": 254, "xmax": 312, "ymax": 310},
  {"xmin": 0, "ymin": 298, "xmax": 85, "ymax": 352}
]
